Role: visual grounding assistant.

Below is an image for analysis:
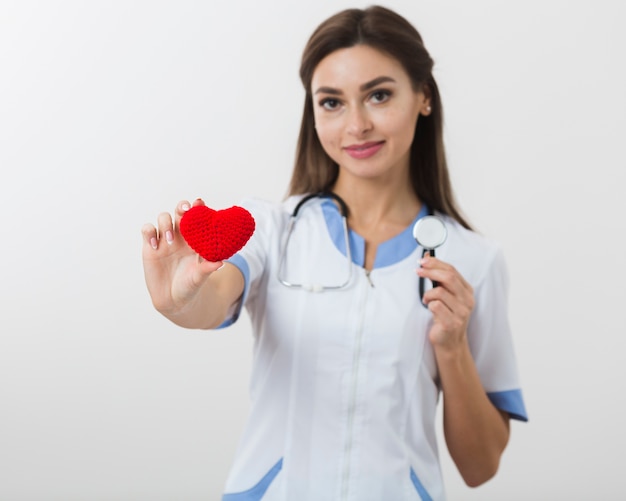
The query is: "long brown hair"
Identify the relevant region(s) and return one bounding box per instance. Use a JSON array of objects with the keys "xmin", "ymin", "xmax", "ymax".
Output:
[{"xmin": 288, "ymin": 5, "xmax": 471, "ymax": 229}]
